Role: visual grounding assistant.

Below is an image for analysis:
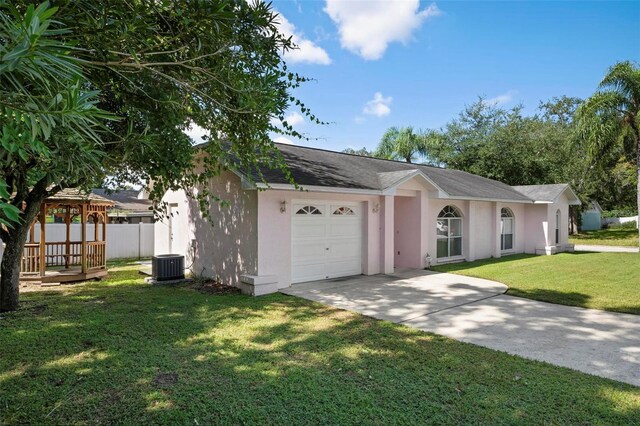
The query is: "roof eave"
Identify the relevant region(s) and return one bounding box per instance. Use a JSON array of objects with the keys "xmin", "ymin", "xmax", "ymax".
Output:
[{"xmin": 441, "ymin": 195, "xmax": 534, "ymax": 204}]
